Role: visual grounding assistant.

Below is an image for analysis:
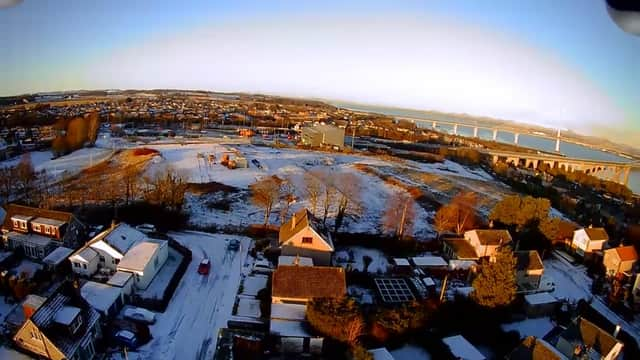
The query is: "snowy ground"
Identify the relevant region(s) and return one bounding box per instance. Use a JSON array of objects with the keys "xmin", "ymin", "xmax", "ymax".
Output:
[
  {"xmin": 334, "ymin": 247, "xmax": 391, "ymax": 274},
  {"xmin": 0, "ymin": 147, "xmax": 112, "ymax": 179},
  {"xmin": 129, "ymin": 231, "xmax": 252, "ymax": 360},
  {"xmin": 544, "ymin": 256, "xmax": 640, "ymax": 343}
]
